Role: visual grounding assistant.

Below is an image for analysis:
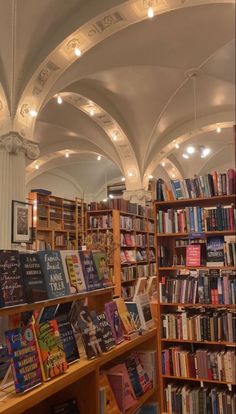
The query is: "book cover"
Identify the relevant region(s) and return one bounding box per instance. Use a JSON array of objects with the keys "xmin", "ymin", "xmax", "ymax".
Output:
[
  {"xmin": 125, "ymin": 356, "xmax": 144, "ymax": 397},
  {"xmin": 35, "ymin": 319, "xmax": 68, "ymax": 380},
  {"xmin": 37, "ymin": 251, "xmax": 70, "ymax": 299},
  {"xmin": 55, "ymin": 302, "xmax": 80, "ymax": 364},
  {"xmin": 132, "ymin": 353, "xmax": 152, "ymax": 393},
  {"xmin": 79, "ymin": 250, "xmax": 103, "ymax": 291},
  {"xmin": 125, "ymin": 302, "xmax": 142, "ymax": 330},
  {"xmin": 90, "ymin": 310, "xmax": 107, "ymax": 353},
  {"xmin": 92, "ymin": 251, "xmax": 113, "ymax": 287},
  {"xmin": 96, "ymin": 312, "xmax": 116, "ymax": 351},
  {"xmin": 105, "ymin": 301, "xmax": 124, "ymax": 344},
  {"xmin": 133, "ymin": 277, "xmax": 148, "ymax": 300},
  {"xmin": 5, "ymin": 324, "xmax": 42, "ymax": 393},
  {"xmin": 60, "ymin": 250, "xmax": 86, "ymax": 293},
  {"xmin": 206, "ymin": 237, "xmax": 225, "ymax": 266},
  {"xmin": 51, "ymin": 399, "xmax": 80, "ymax": 414},
  {"xmin": 71, "ymin": 303, "xmax": 103, "ymax": 359},
  {"xmin": 107, "ymin": 364, "xmax": 137, "ymax": 412},
  {"xmin": 186, "ymin": 245, "xmax": 201, "ymax": 267},
  {"xmin": 146, "ymin": 276, "xmax": 157, "ymax": 300},
  {"xmin": 0, "ymin": 250, "xmax": 26, "ymax": 307},
  {"xmin": 114, "ymin": 297, "xmax": 136, "ymax": 335},
  {"xmin": 19, "ymin": 252, "xmax": 48, "ymax": 302},
  {"xmin": 135, "ymin": 293, "xmax": 154, "ymax": 330},
  {"xmin": 99, "ymin": 373, "xmax": 120, "ymax": 414}
]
